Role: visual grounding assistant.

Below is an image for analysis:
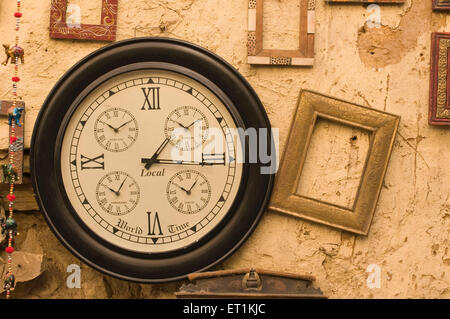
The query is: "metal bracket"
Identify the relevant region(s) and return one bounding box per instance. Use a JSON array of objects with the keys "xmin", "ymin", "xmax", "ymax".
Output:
[{"xmin": 242, "ymin": 269, "xmax": 262, "ymax": 291}]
